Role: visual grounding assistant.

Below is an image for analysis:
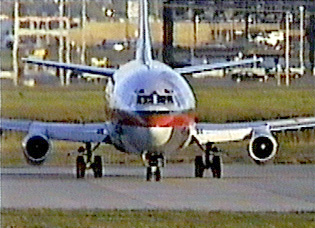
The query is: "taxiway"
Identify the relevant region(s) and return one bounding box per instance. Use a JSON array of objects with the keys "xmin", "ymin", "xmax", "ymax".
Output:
[{"xmin": 1, "ymin": 164, "xmax": 314, "ymax": 212}]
